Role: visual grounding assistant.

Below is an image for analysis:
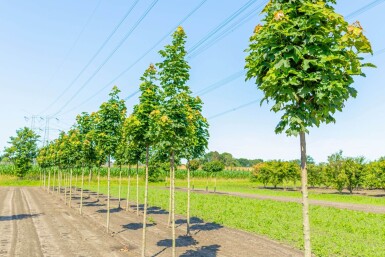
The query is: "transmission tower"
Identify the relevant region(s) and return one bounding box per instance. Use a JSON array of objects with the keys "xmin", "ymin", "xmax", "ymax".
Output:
[{"xmin": 42, "ymin": 116, "xmax": 59, "ymax": 147}]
